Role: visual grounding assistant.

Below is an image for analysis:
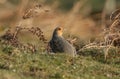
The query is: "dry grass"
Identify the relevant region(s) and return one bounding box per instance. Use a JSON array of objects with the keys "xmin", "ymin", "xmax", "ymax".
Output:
[{"xmin": 0, "ymin": 0, "xmax": 99, "ymax": 39}]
